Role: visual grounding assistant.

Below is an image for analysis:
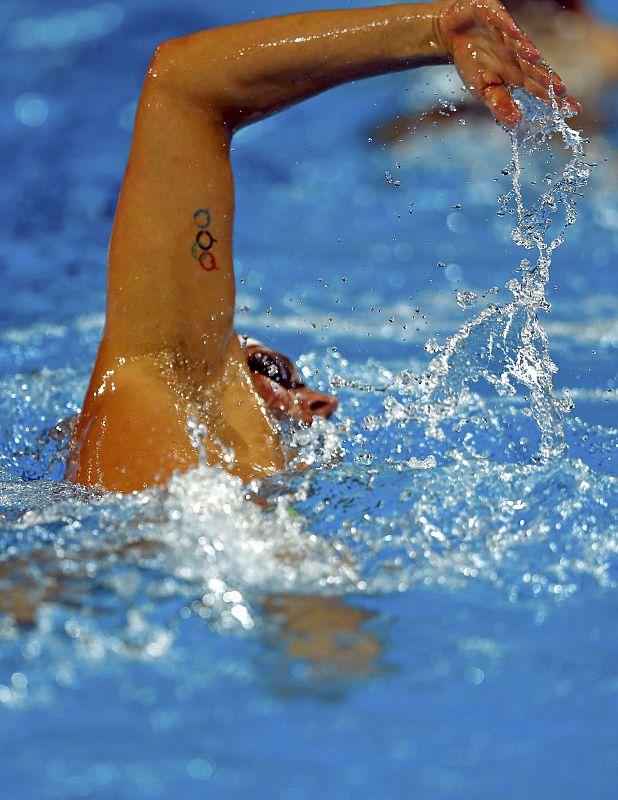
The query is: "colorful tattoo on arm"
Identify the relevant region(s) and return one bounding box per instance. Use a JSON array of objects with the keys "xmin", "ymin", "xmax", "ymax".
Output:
[{"xmin": 191, "ymin": 208, "xmax": 218, "ymax": 272}]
